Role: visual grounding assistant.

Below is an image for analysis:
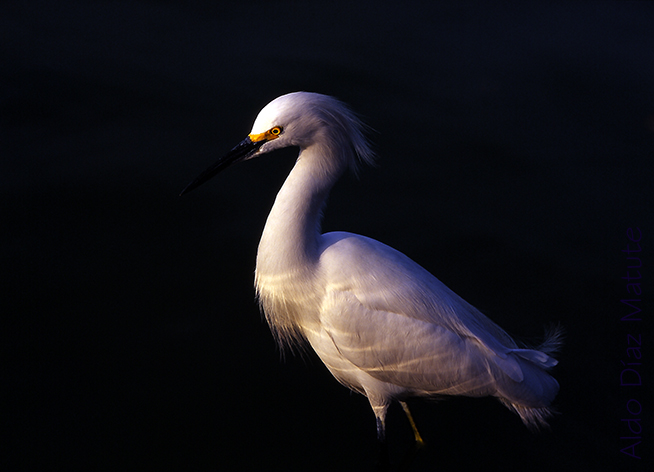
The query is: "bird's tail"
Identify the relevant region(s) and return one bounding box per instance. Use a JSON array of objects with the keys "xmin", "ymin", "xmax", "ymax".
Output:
[
  {"xmin": 496, "ymin": 325, "xmax": 563, "ymax": 430},
  {"xmin": 535, "ymin": 324, "xmax": 564, "ymax": 357},
  {"xmin": 498, "ymin": 399, "xmax": 557, "ymax": 431}
]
